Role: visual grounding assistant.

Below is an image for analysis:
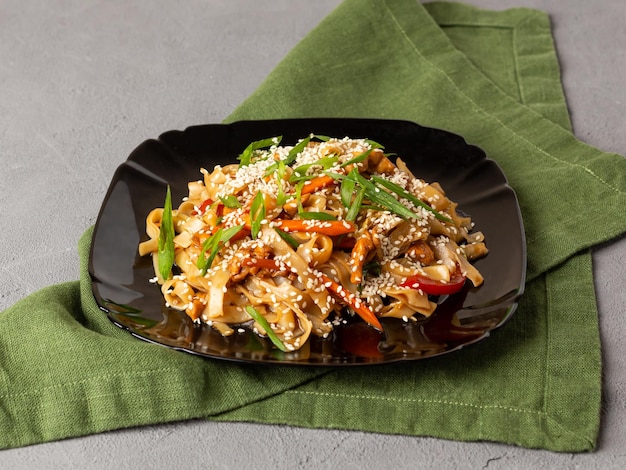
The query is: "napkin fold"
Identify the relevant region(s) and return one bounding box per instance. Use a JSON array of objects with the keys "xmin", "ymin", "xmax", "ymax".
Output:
[{"xmin": 2, "ymin": 0, "xmax": 625, "ymax": 452}]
